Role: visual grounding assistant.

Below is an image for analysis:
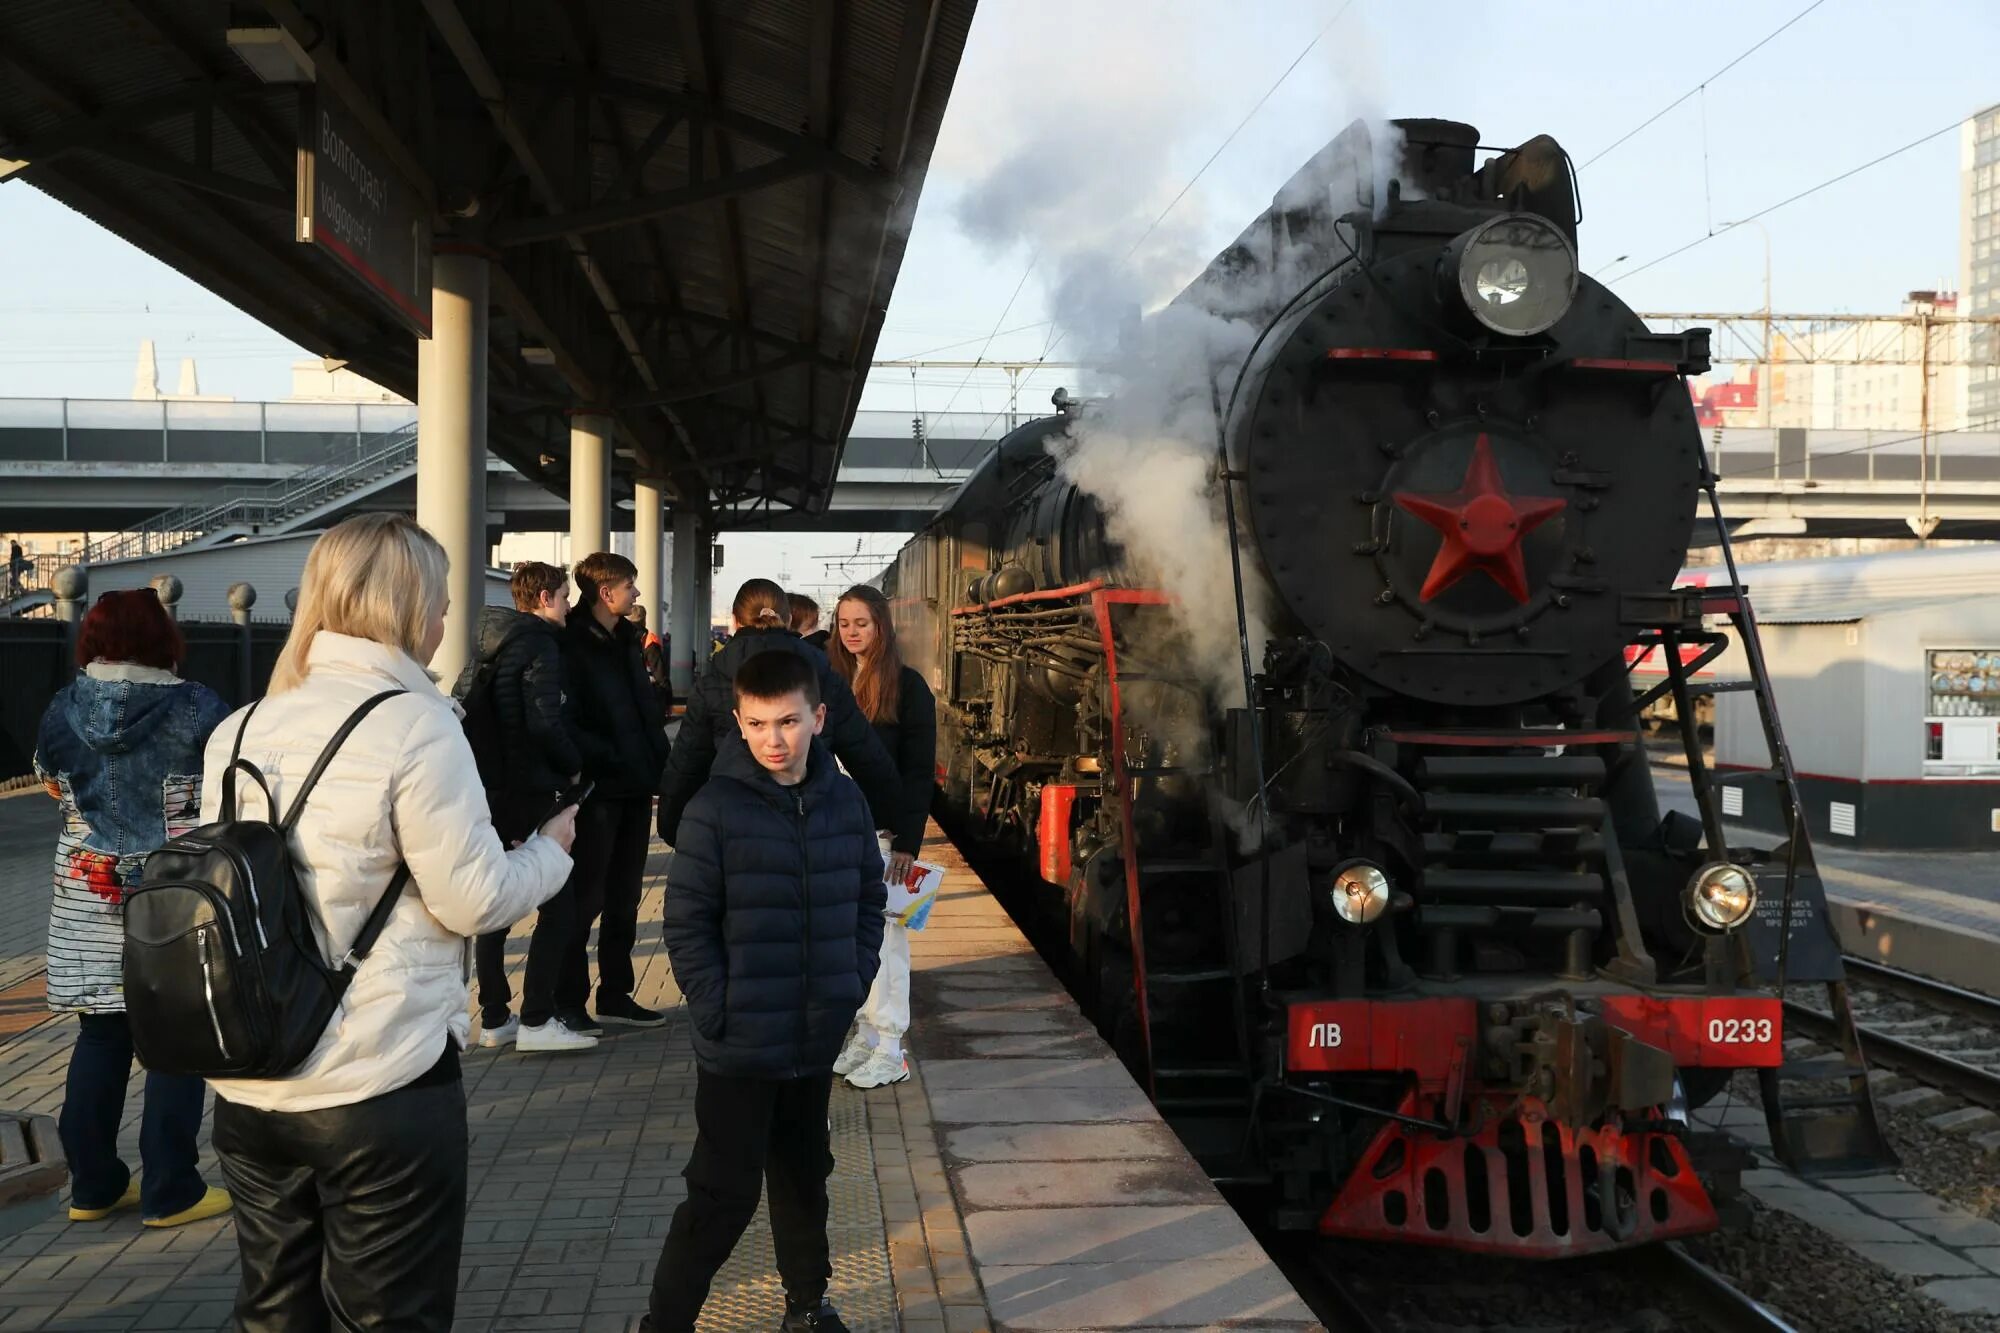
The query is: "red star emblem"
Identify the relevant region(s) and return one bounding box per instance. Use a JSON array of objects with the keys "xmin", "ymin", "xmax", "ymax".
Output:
[{"xmin": 1393, "ymin": 434, "xmax": 1566, "ymax": 604}]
